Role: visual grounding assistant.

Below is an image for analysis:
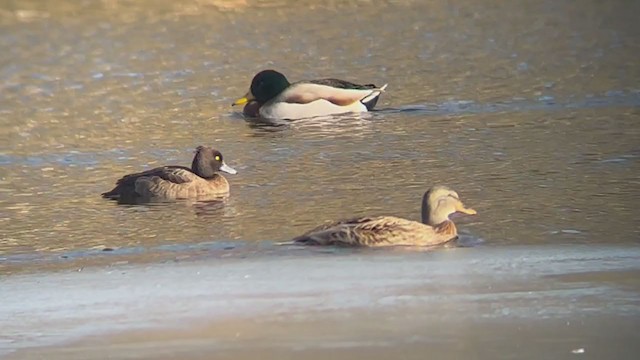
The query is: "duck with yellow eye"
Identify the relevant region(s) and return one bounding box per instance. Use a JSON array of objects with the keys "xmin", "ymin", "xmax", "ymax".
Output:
[
  {"xmin": 283, "ymin": 185, "xmax": 477, "ymax": 247},
  {"xmin": 102, "ymin": 146, "xmax": 237, "ymax": 203},
  {"xmin": 232, "ymin": 69, "xmax": 387, "ymax": 120}
]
